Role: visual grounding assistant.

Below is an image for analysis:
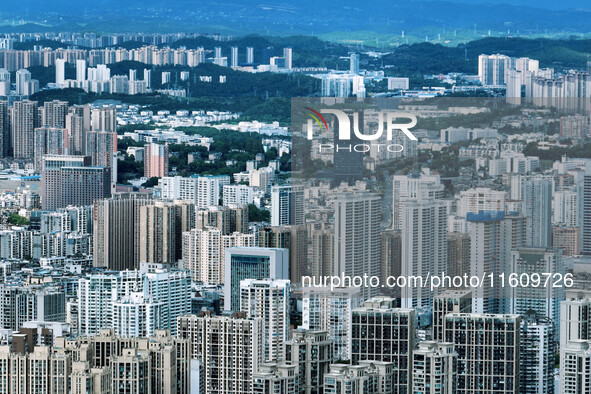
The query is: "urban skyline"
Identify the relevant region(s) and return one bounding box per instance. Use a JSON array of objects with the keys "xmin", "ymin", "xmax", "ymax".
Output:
[{"xmin": 0, "ymin": 3, "xmax": 589, "ymax": 392}]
